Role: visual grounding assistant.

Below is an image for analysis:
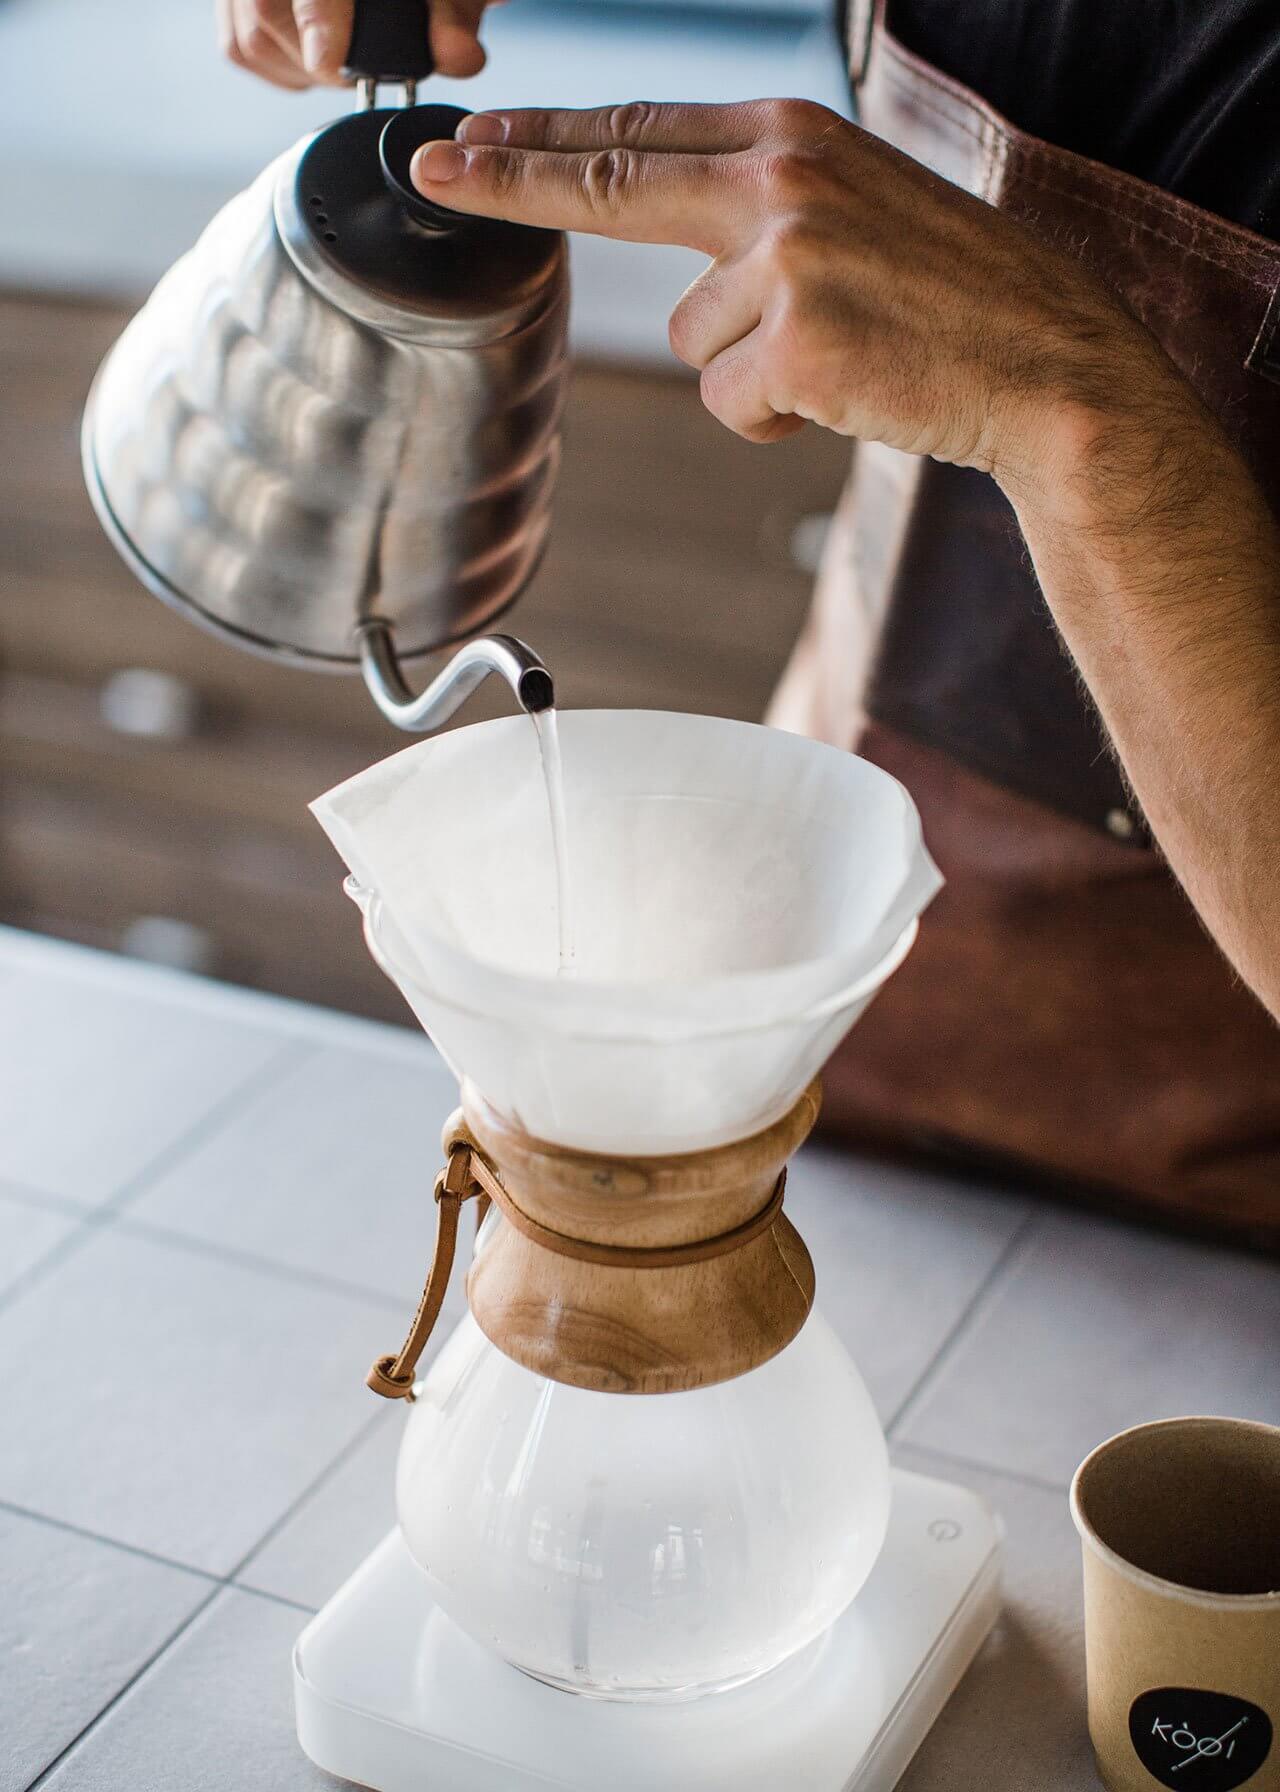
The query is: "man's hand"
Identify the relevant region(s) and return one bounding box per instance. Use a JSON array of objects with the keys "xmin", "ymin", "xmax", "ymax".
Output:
[
  {"xmin": 217, "ymin": 0, "xmax": 491, "ymax": 88},
  {"xmin": 410, "ymin": 99, "xmax": 1162, "ymax": 484},
  {"xmin": 415, "ymin": 99, "xmax": 1280, "ymax": 1020}
]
